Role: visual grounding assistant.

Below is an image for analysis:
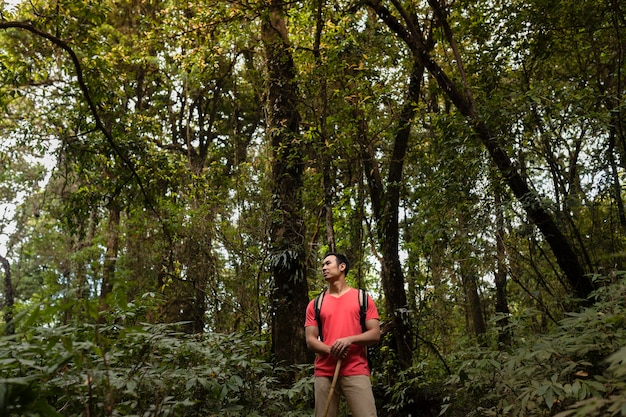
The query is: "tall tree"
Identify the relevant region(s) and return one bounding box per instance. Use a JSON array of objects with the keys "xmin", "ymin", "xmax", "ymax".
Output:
[
  {"xmin": 0, "ymin": 254, "xmax": 13, "ymax": 335},
  {"xmin": 493, "ymin": 179, "xmax": 512, "ymax": 348},
  {"xmin": 359, "ymin": 58, "xmax": 426, "ymax": 367},
  {"xmin": 261, "ymin": 0, "xmax": 310, "ymax": 365},
  {"xmin": 313, "ymin": 0, "xmax": 336, "ymax": 254}
]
